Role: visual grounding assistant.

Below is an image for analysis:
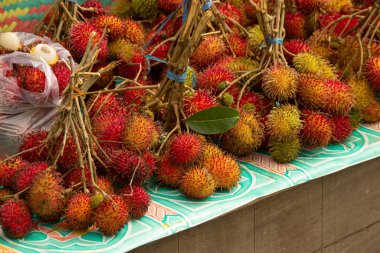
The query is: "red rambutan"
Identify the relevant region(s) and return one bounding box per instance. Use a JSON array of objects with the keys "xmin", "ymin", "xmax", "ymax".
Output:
[
  {"xmin": 0, "ymin": 157, "xmax": 26, "ymax": 188},
  {"xmin": 362, "ymin": 101, "xmax": 380, "ymax": 123},
  {"xmin": 120, "ymin": 185, "xmax": 150, "ymax": 219},
  {"xmin": 300, "ymin": 110, "xmax": 332, "ymax": 148},
  {"xmin": 365, "ymin": 56, "xmax": 380, "ymax": 92},
  {"xmin": 157, "ymin": 0, "xmax": 182, "ymax": 12},
  {"xmin": 87, "ymin": 93, "xmax": 121, "ymax": 118},
  {"xmin": 66, "ymin": 193, "xmax": 93, "ymax": 230},
  {"xmin": 197, "ymin": 66, "xmax": 235, "ymax": 92},
  {"xmin": 284, "ymin": 12, "xmax": 307, "ymax": 39},
  {"xmin": 217, "ymin": 3, "xmax": 243, "ymax": 28},
  {"xmin": 184, "ymin": 90, "xmax": 217, "ymax": 117},
  {"xmin": 191, "ymin": 36, "xmax": 226, "ymax": 67},
  {"xmin": 319, "ymin": 13, "xmax": 359, "ymax": 36},
  {"xmin": 14, "ymin": 66, "xmax": 46, "ymax": 93},
  {"xmin": 19, "ymin": 129, "xmax": 48, "ymax": 162},
  {"xmin": 54, "ymin": 135, "xmax": 80, "ymax": 169},
  {"xmin": 329, "ymin": 116, "xmax": 353, "ymax": 143},
  {"xmin": 0, "ymin": 200, "xmax": 32, "ymax": 238},
  {"xmin": 96, "ymin": 177, "xmax": 116, "ymax": 195},
  {"xmin": 156, "ymin": 154, "xmax": 182, "ymax": 187},
  {"xmin": 13, "ymin": 162, "xmax": 49, "ymax": 192},
  {"xmin": 52, "ymin": 61, "xmax": 71, "ymax": 95},
  {"xmin": 283, "ymin": 39, "xmax": 311, "ymax": 62},
  {"xmin": 93, "ymin": 15, "xmax": 124, "ymax": 40},
  {"xmin": 227, "ymin": 33, "xmax": 248, "ymax": 57},
  {"xmin": 117, "ymin": 50, "xmax": 146, "ymax": 80},
  {"xmin": 122, "ymin": 81, "xmax": 148, "ymax": 108},
  {"xmin": 296, "ymin": 0, "xmax": 326, "ymax": 13},
  {"xmin": 239, "ymin": 92, "xmax": 272, "ymax": 116},
  {"xmin": 63, "ymin": 167, "xmax": 91, "ymax": 188},
  {"xmin": 81, "ymin": 0, "xmax": 106, "ymax": 19},
  {"xmin": 168, "ymin": 133, "xmax": 203, "ymax": 166}
]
